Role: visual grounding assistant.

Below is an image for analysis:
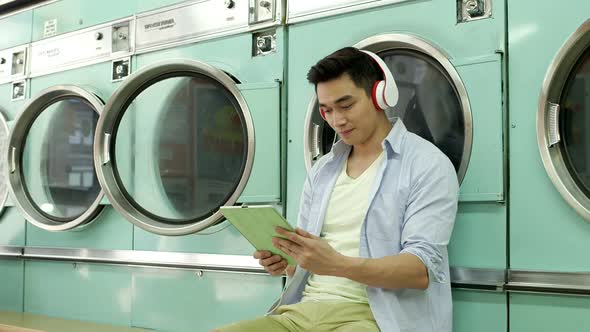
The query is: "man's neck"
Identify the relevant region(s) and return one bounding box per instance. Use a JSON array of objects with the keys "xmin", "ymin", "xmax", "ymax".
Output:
[{"xmin": 350, "ymin": 120, "xmax": 393, "ymax": 159}]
